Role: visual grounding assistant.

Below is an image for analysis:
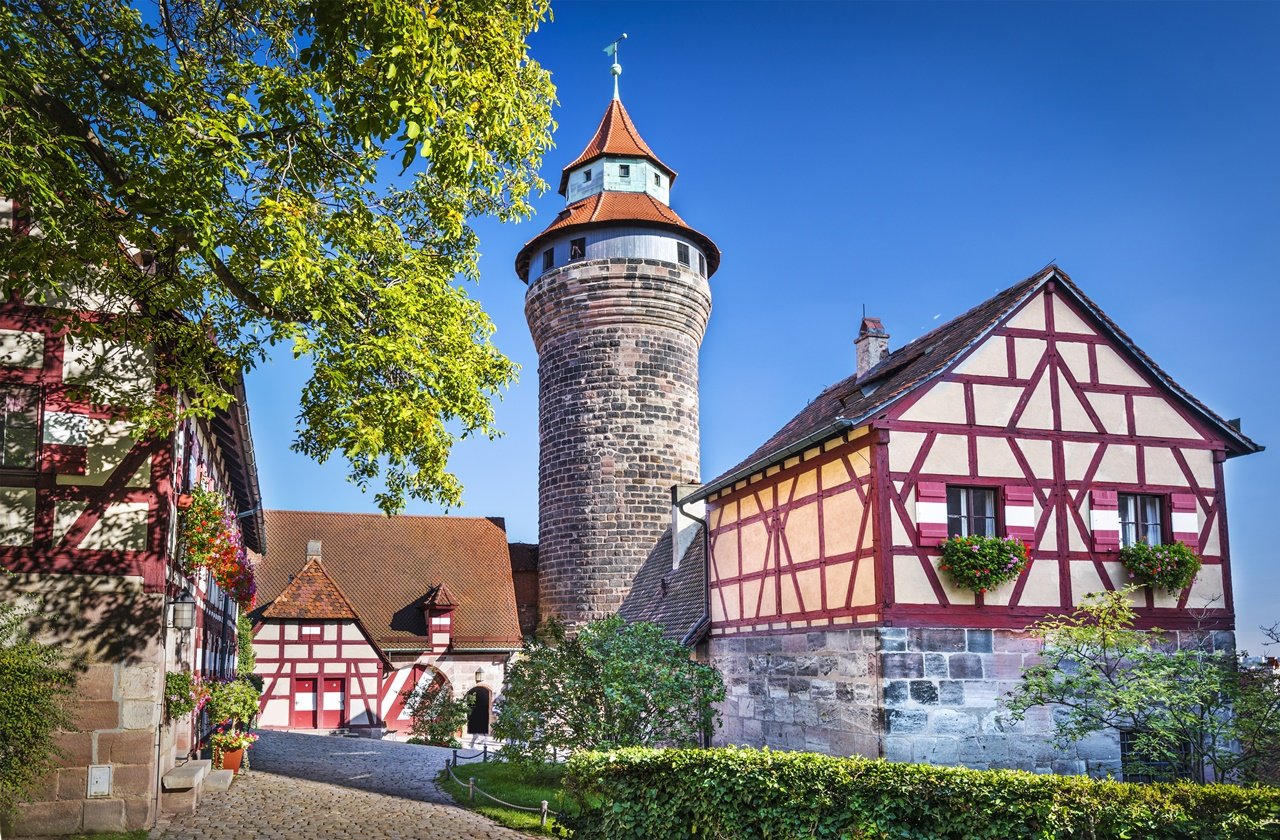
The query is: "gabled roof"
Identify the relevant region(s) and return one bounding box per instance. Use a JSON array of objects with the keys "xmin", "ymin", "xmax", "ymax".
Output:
[
  {"xmin": 618, "ymin": 524, "xmax": 706, "ymax": 645},
  {"xmin": 558, "ymin": 99, "xmax": 675, "ymax": 196},
  {"xmin": 515, "ymin": 191, "xmax": 720, "ymax": 281},
  {"xmin": 691, "ymin": 266, "xmax": 1262, "ymax": 501},
  {"xmin": 253, "ymin": 511, "xmax": 523, "ymax": 651},
  {"xmin": 262, "ymin": 557, "xmax": 359, "ymax": 620}
]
